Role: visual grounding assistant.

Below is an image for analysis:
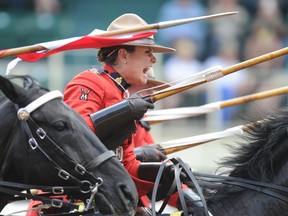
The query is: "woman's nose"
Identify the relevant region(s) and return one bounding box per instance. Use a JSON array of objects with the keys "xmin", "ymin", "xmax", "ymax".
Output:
[{"xmin": 151, "ymin": 54, "xmax": 157, "ymax": 64}]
